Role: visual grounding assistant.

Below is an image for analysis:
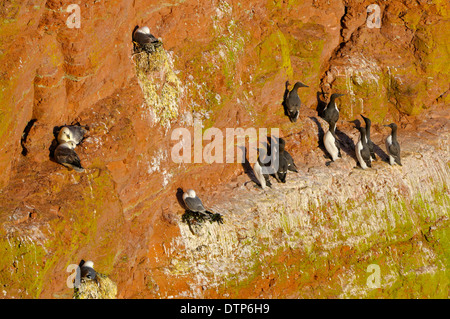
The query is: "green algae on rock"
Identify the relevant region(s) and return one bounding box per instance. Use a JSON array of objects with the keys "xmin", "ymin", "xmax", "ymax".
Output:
[{"xmin": 133, "ymin": 47, "xmax": 182, "ymax": 130}]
